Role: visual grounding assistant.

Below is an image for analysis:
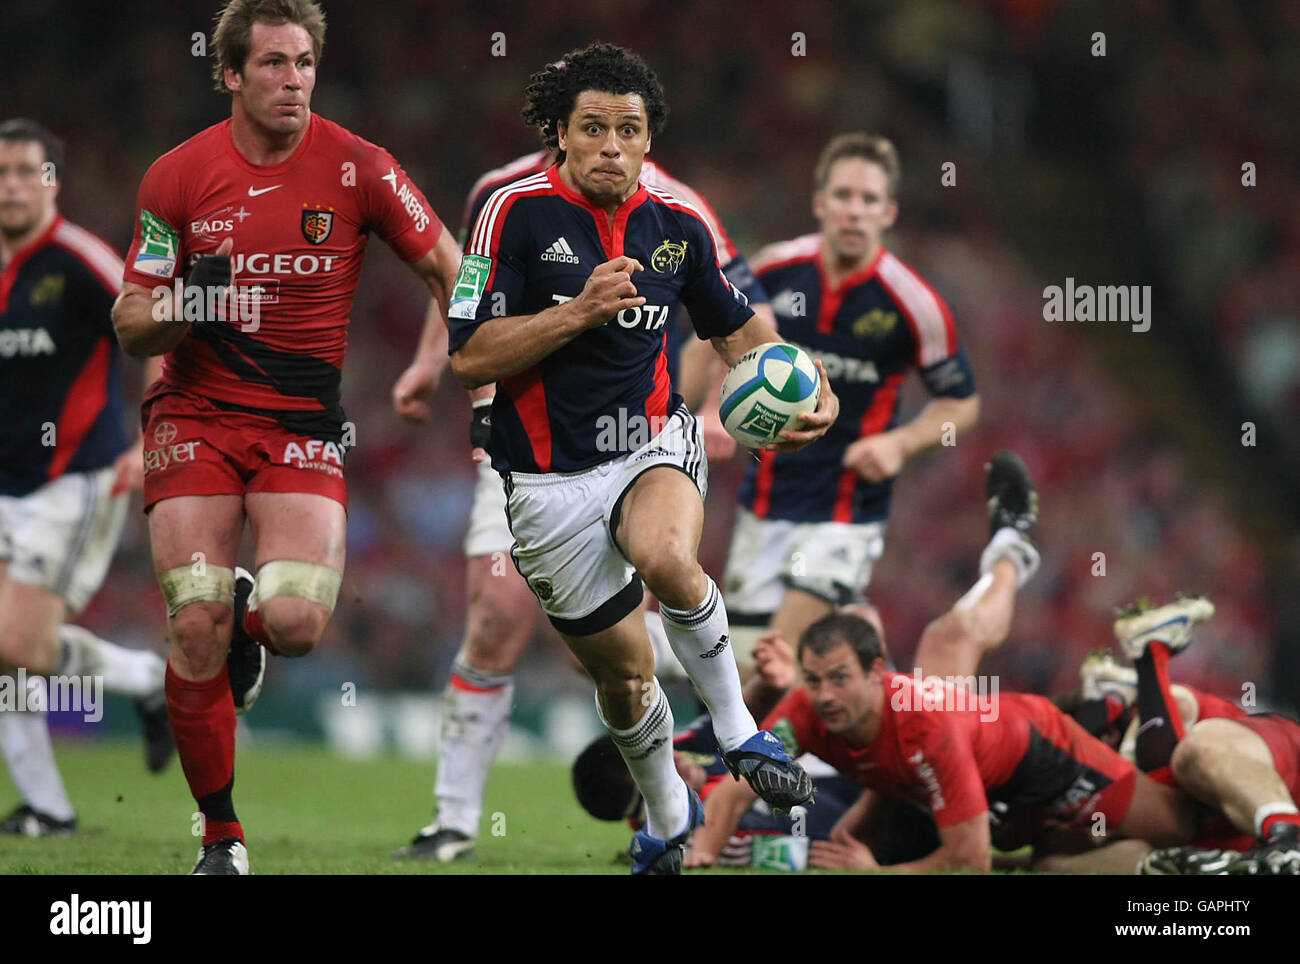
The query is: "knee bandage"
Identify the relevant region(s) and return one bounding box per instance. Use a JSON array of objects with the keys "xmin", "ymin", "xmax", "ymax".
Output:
[
  {"xmin": 158, "ymin": 565, "xmax": 236, "ymax": 619},
  {"xmin": 251, "ymin": 559, "xmax": 342, "ymax": 612}
]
